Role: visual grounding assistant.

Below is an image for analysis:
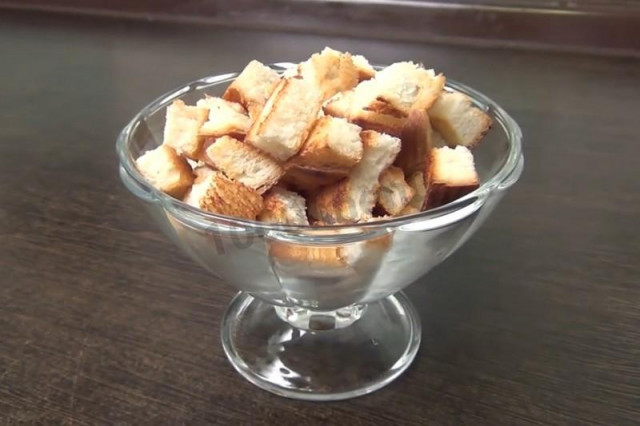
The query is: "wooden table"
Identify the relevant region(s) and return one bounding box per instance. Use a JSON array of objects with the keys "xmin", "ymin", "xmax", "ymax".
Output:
[{"xmin": 1, "ymin": 10, "xmax": 639, "ymax": 425}]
